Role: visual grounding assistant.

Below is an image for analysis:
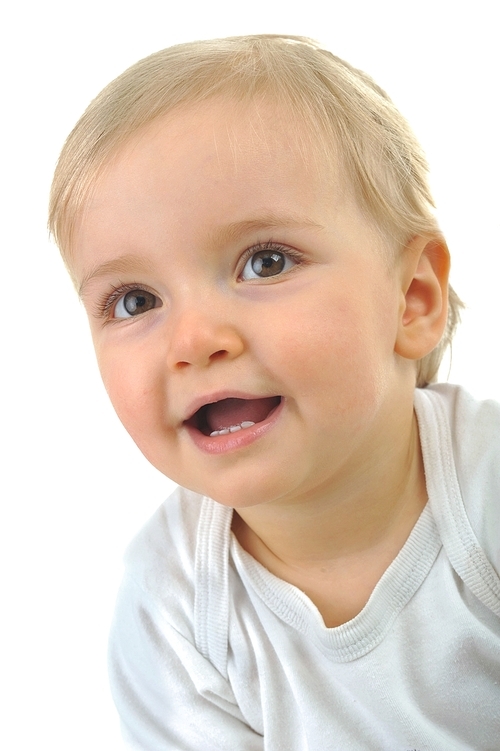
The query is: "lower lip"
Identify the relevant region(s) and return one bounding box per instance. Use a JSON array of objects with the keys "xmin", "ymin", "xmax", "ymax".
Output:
[{"xmin": 184, "ymin": 399, "xmax": 284, "ymax": 455}]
